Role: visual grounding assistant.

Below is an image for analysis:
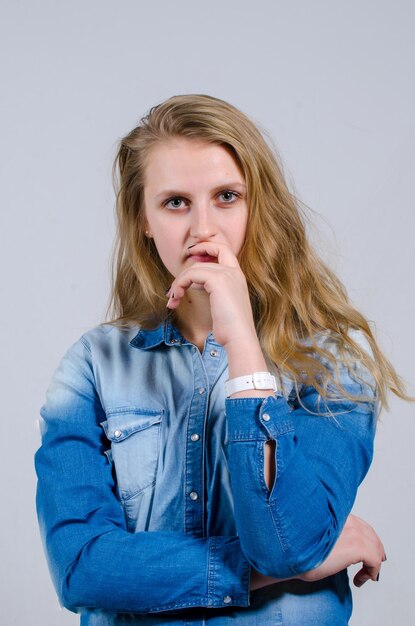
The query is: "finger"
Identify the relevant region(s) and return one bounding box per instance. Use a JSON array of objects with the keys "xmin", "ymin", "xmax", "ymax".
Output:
[
  {"xmin": 354, "ymin": 568, "xmax": 371, "ymax": 587},
  {"xmin": 354, "ymin": 562, "xmax": 381, "ymax": 587},
  {"xmin": 186, "ymin": 241, "xmax": 240, "ymax": 268},
  {"xmin": 166, "ymin": 266, "xmax": 226, "ymax": 308},
  {"xmin": 353, "ymin": 565, "xmax": 381, "ymax": 587},
  {"xmin": 167, "ymin": 260, "xmax": 239, "ymax": 301}
]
